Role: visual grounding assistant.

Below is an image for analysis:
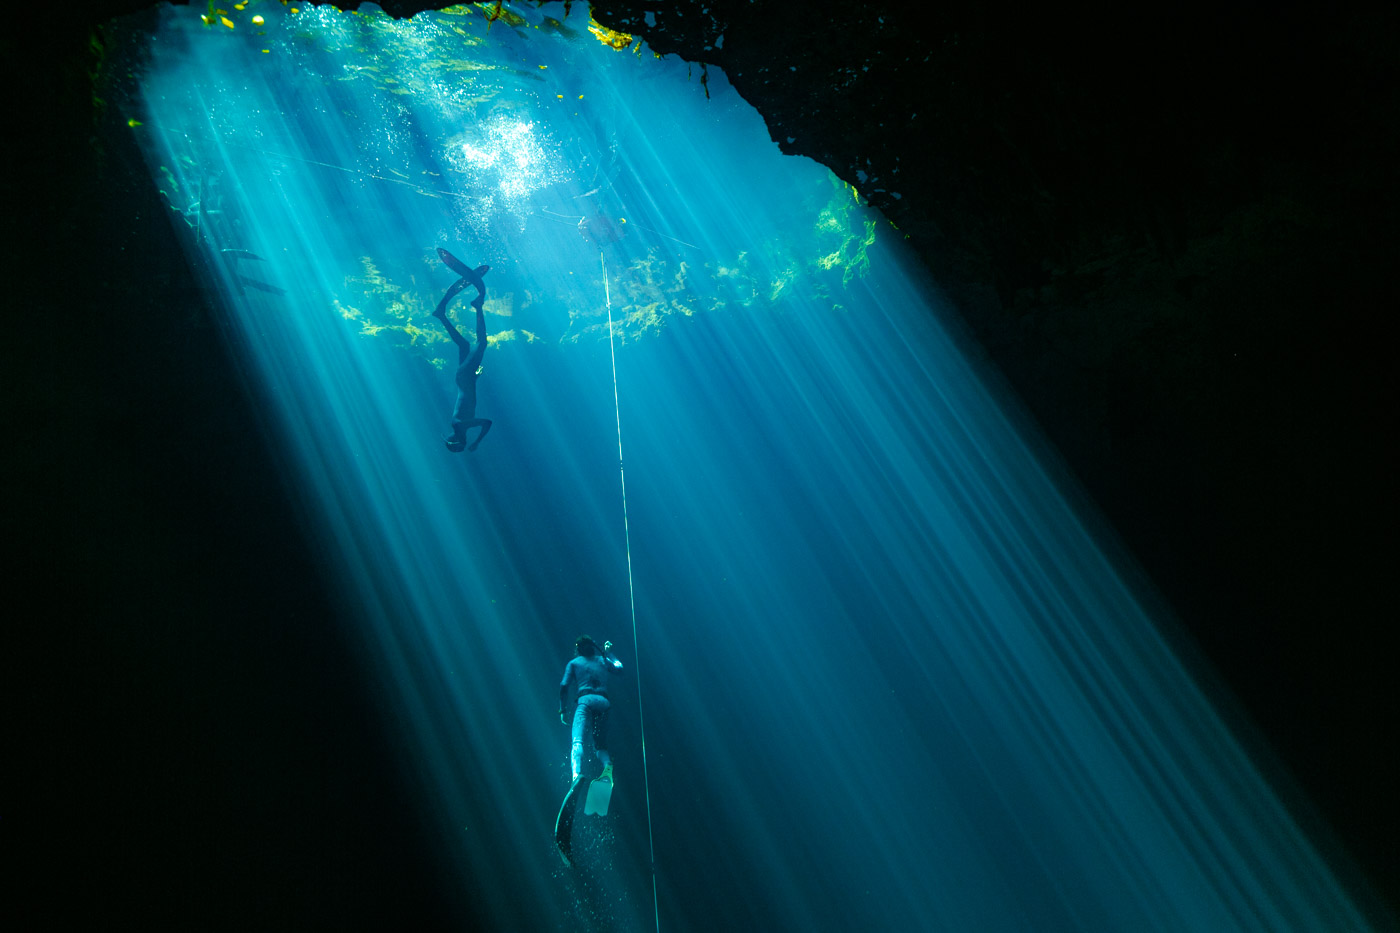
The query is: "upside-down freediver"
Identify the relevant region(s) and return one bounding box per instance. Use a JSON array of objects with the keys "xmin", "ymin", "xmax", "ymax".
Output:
[{"xmin": 431, "ymin": 246, "xmax": 492, "ymax": 453}]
